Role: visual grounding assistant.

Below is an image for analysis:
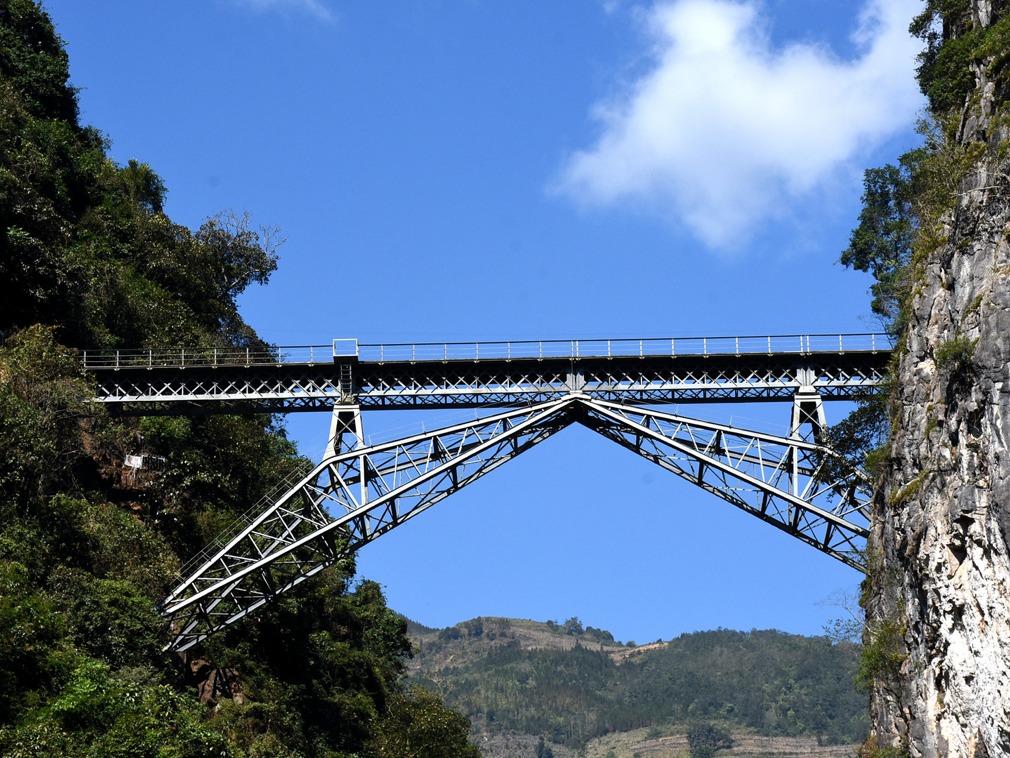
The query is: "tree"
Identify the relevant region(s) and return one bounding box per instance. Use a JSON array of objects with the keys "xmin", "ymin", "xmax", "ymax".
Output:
[
  {"xmin": 371, "ymin": 686, "xmax": 481, "ymax": 757},
  {"xmin": 0, "ymin": 326, "xmax": 94, "ymax": 504},
  {"xmin": 120, "ymin": 159, "xmax": 166, "ymax": 214},
  {"xmin": 0, "ymin": 0, "xmax": 79, "ymax": 123},
  {"xmin": 823, "ymin": 385, "xmax": 891, "ymax": 478},
  {"xmin": 686, "ymin": 721, "xmax": 733, "ymax": 758},
  {"xmin": 840, "ymin": 150, "xmax": 922, "ymax": 333},
  {"xmin": 0, "ymin": 5, "xmax": 471, "ymax": 755},
  {"xmin": 563, "ymin": 617, "xmax": 584, "ymax": 635},
  {"xmin": 832, "ymin": 145, "xmax": 926, "ymax": 474},
  {"xmin": 909, "ymin": 0, "xmax": 977, "ymax": 115},
  {"xmin": 195, "ymin": 211, "xmax": 281, "ymax": 307}
]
